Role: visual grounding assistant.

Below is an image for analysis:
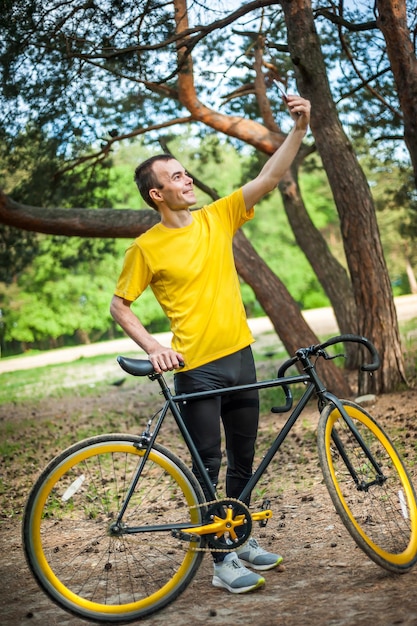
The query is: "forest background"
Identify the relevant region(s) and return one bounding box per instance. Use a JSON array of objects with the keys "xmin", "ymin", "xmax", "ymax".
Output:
[
  {"xmin": 0, "ymin": 135, "xmax": 413, "ymax": 355},
  {"xmin": 0, "ymin": 0, "xmax": 416, "ymax": 395}
]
